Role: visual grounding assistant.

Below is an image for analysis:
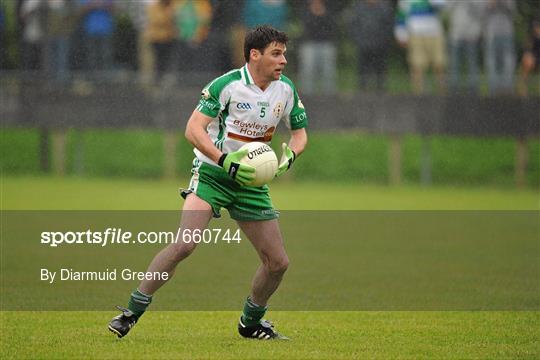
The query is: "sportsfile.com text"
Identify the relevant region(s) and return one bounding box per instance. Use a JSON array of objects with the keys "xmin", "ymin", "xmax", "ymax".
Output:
[{"xmin": 40, "ymin": 228, "xmax": 242, "ymax": 247}]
